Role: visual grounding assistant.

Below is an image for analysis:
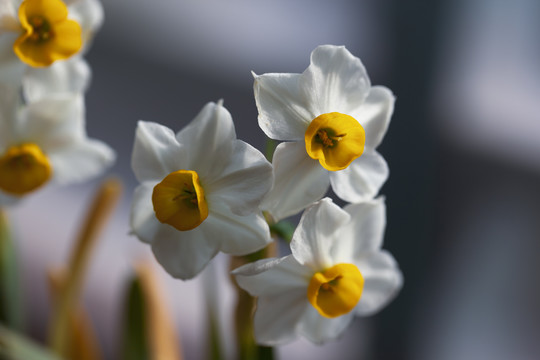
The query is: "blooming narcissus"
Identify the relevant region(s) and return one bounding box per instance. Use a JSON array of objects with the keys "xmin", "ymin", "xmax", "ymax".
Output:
[
  {"xmin": 0, "ymin": 85, "xmax": 115, "ymax": 205},
  {"xmin": 233, "ymin": 197, "xmax": 402, "ymax": 345},
  {"xmin": 130, "ymin": 101, "xmax": 274, "ymax": 280},
  {"xmin": 0, "ymin": 0, "xmax": 102, "ymax": 87},
  {"xmin": 254, "ymin": 45, "xmax": 395, "ymax": 221}
]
